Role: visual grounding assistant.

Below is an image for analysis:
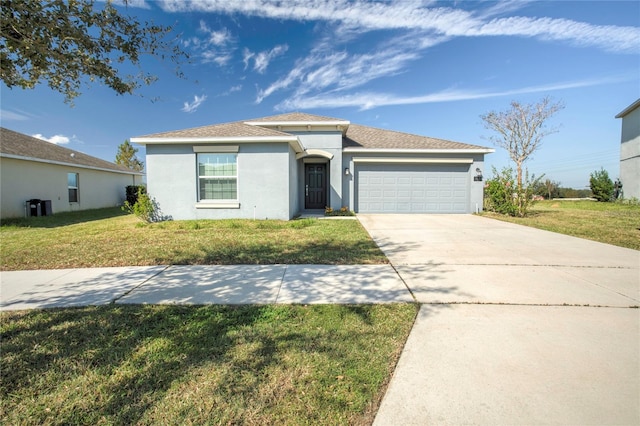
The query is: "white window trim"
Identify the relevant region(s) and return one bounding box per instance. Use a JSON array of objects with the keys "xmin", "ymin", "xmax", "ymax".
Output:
[
  {"xmin": 68, "ymin": 172, "xmax": 79, "ymax": 203},
  {"xmin": 196, "ymin": 152, "xmax": 239, "ymax": 204},
  {"xmin": 195, "ymin": 202, "xmax": 240, "ymax": 209}
]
